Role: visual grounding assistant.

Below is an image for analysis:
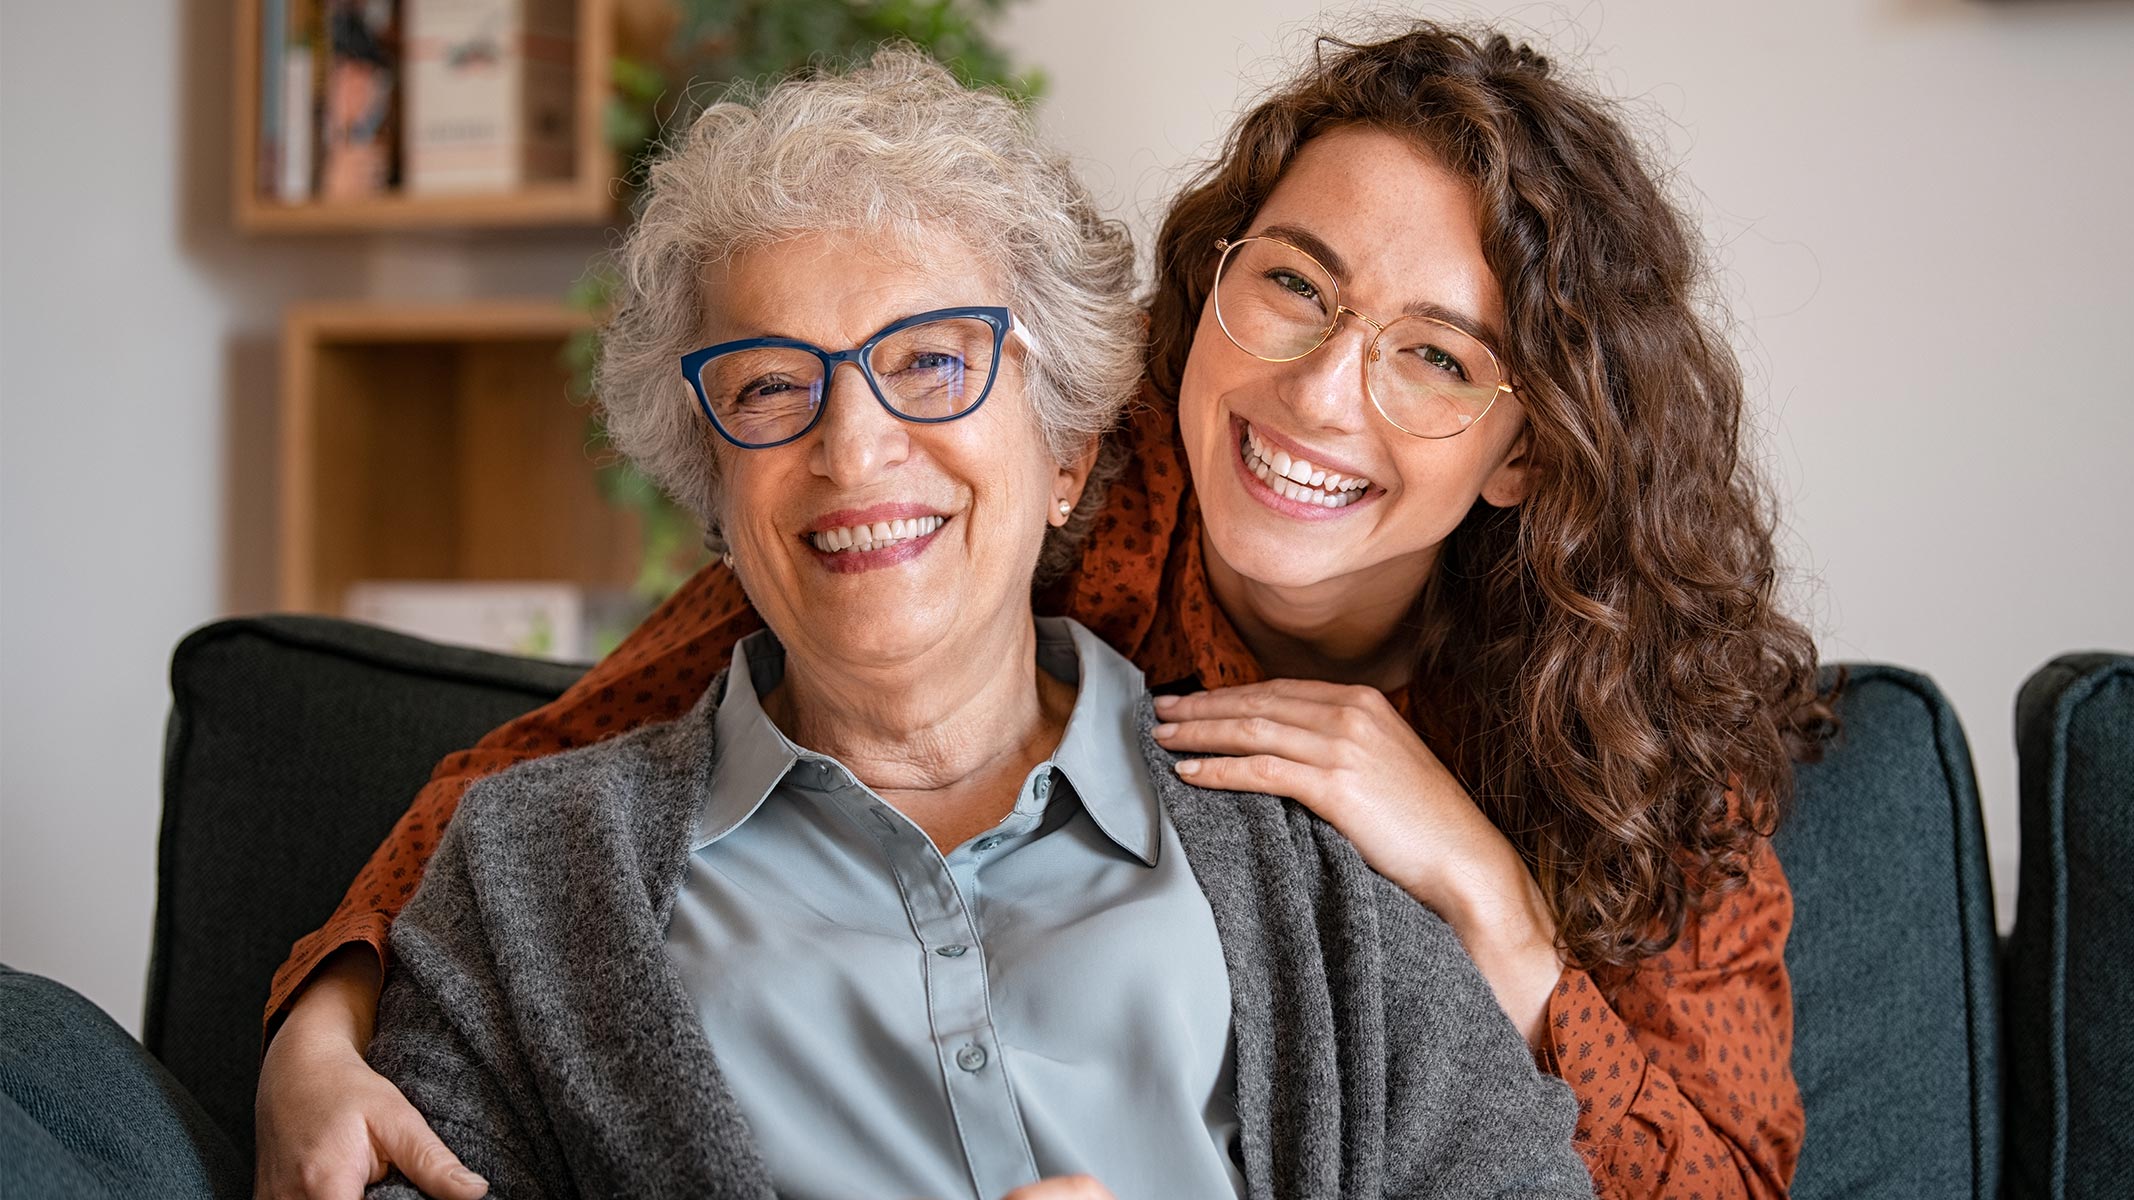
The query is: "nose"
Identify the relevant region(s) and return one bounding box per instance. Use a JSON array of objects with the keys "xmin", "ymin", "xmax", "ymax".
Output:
[
  {"xmin": 808, "ymin": 361, "xmax": 911, "ymax": 484},
  {"xmin": 1279, "ymin": 311, "xmax": 1374, "ymax": 434}
]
